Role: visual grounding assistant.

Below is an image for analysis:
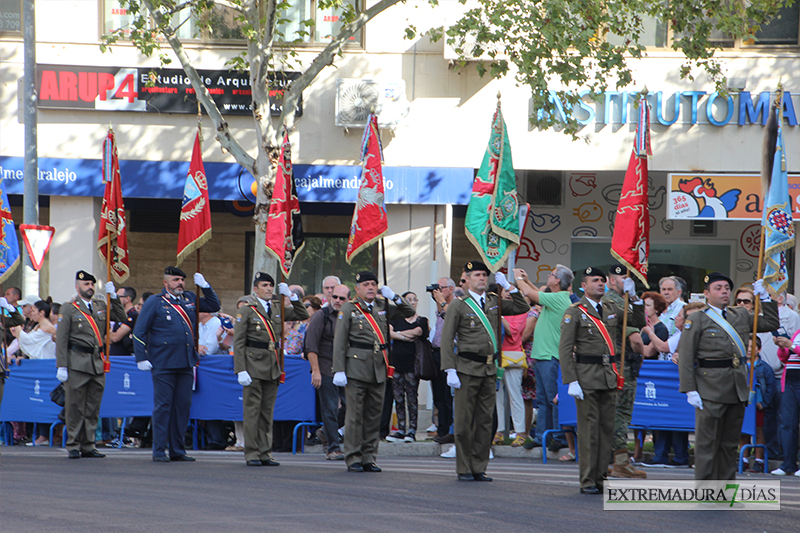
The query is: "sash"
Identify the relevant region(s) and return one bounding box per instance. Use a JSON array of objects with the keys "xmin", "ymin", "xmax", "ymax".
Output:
[
  {"xmin": 462, "ymin": 296, "xmax": 498, "ymax": 354},
  {"xmin": 703, "ymin": 308, "xmax": 747, "ymax": 362},
  {"xmin": 249, "ymin": 304, "xmax": 285, "ymax": 383},
  {"xmin": 352, "ymin": 301, "xmax": 394, "ymax": 378},
  {"xmin": 72, "ymin": 301, "xmax": 108, "ymax": 373},
  {"xmin": 577, "ymin": 304, "xmax": 624, "ymax": 390},
  {"xmin": 161, "ymin": 295, "xmax": 194, "ymax": 335}
]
